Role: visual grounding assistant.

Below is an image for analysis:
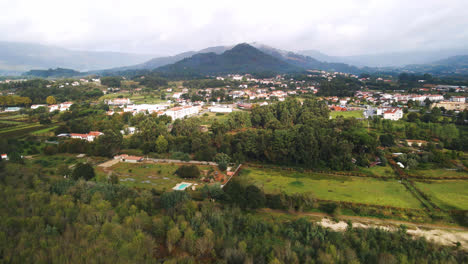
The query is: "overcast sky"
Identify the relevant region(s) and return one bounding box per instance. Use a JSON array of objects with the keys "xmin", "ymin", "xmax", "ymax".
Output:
[{"xmin": 1, "ymin": 0, "xmax": 467, "ymax": 56}]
